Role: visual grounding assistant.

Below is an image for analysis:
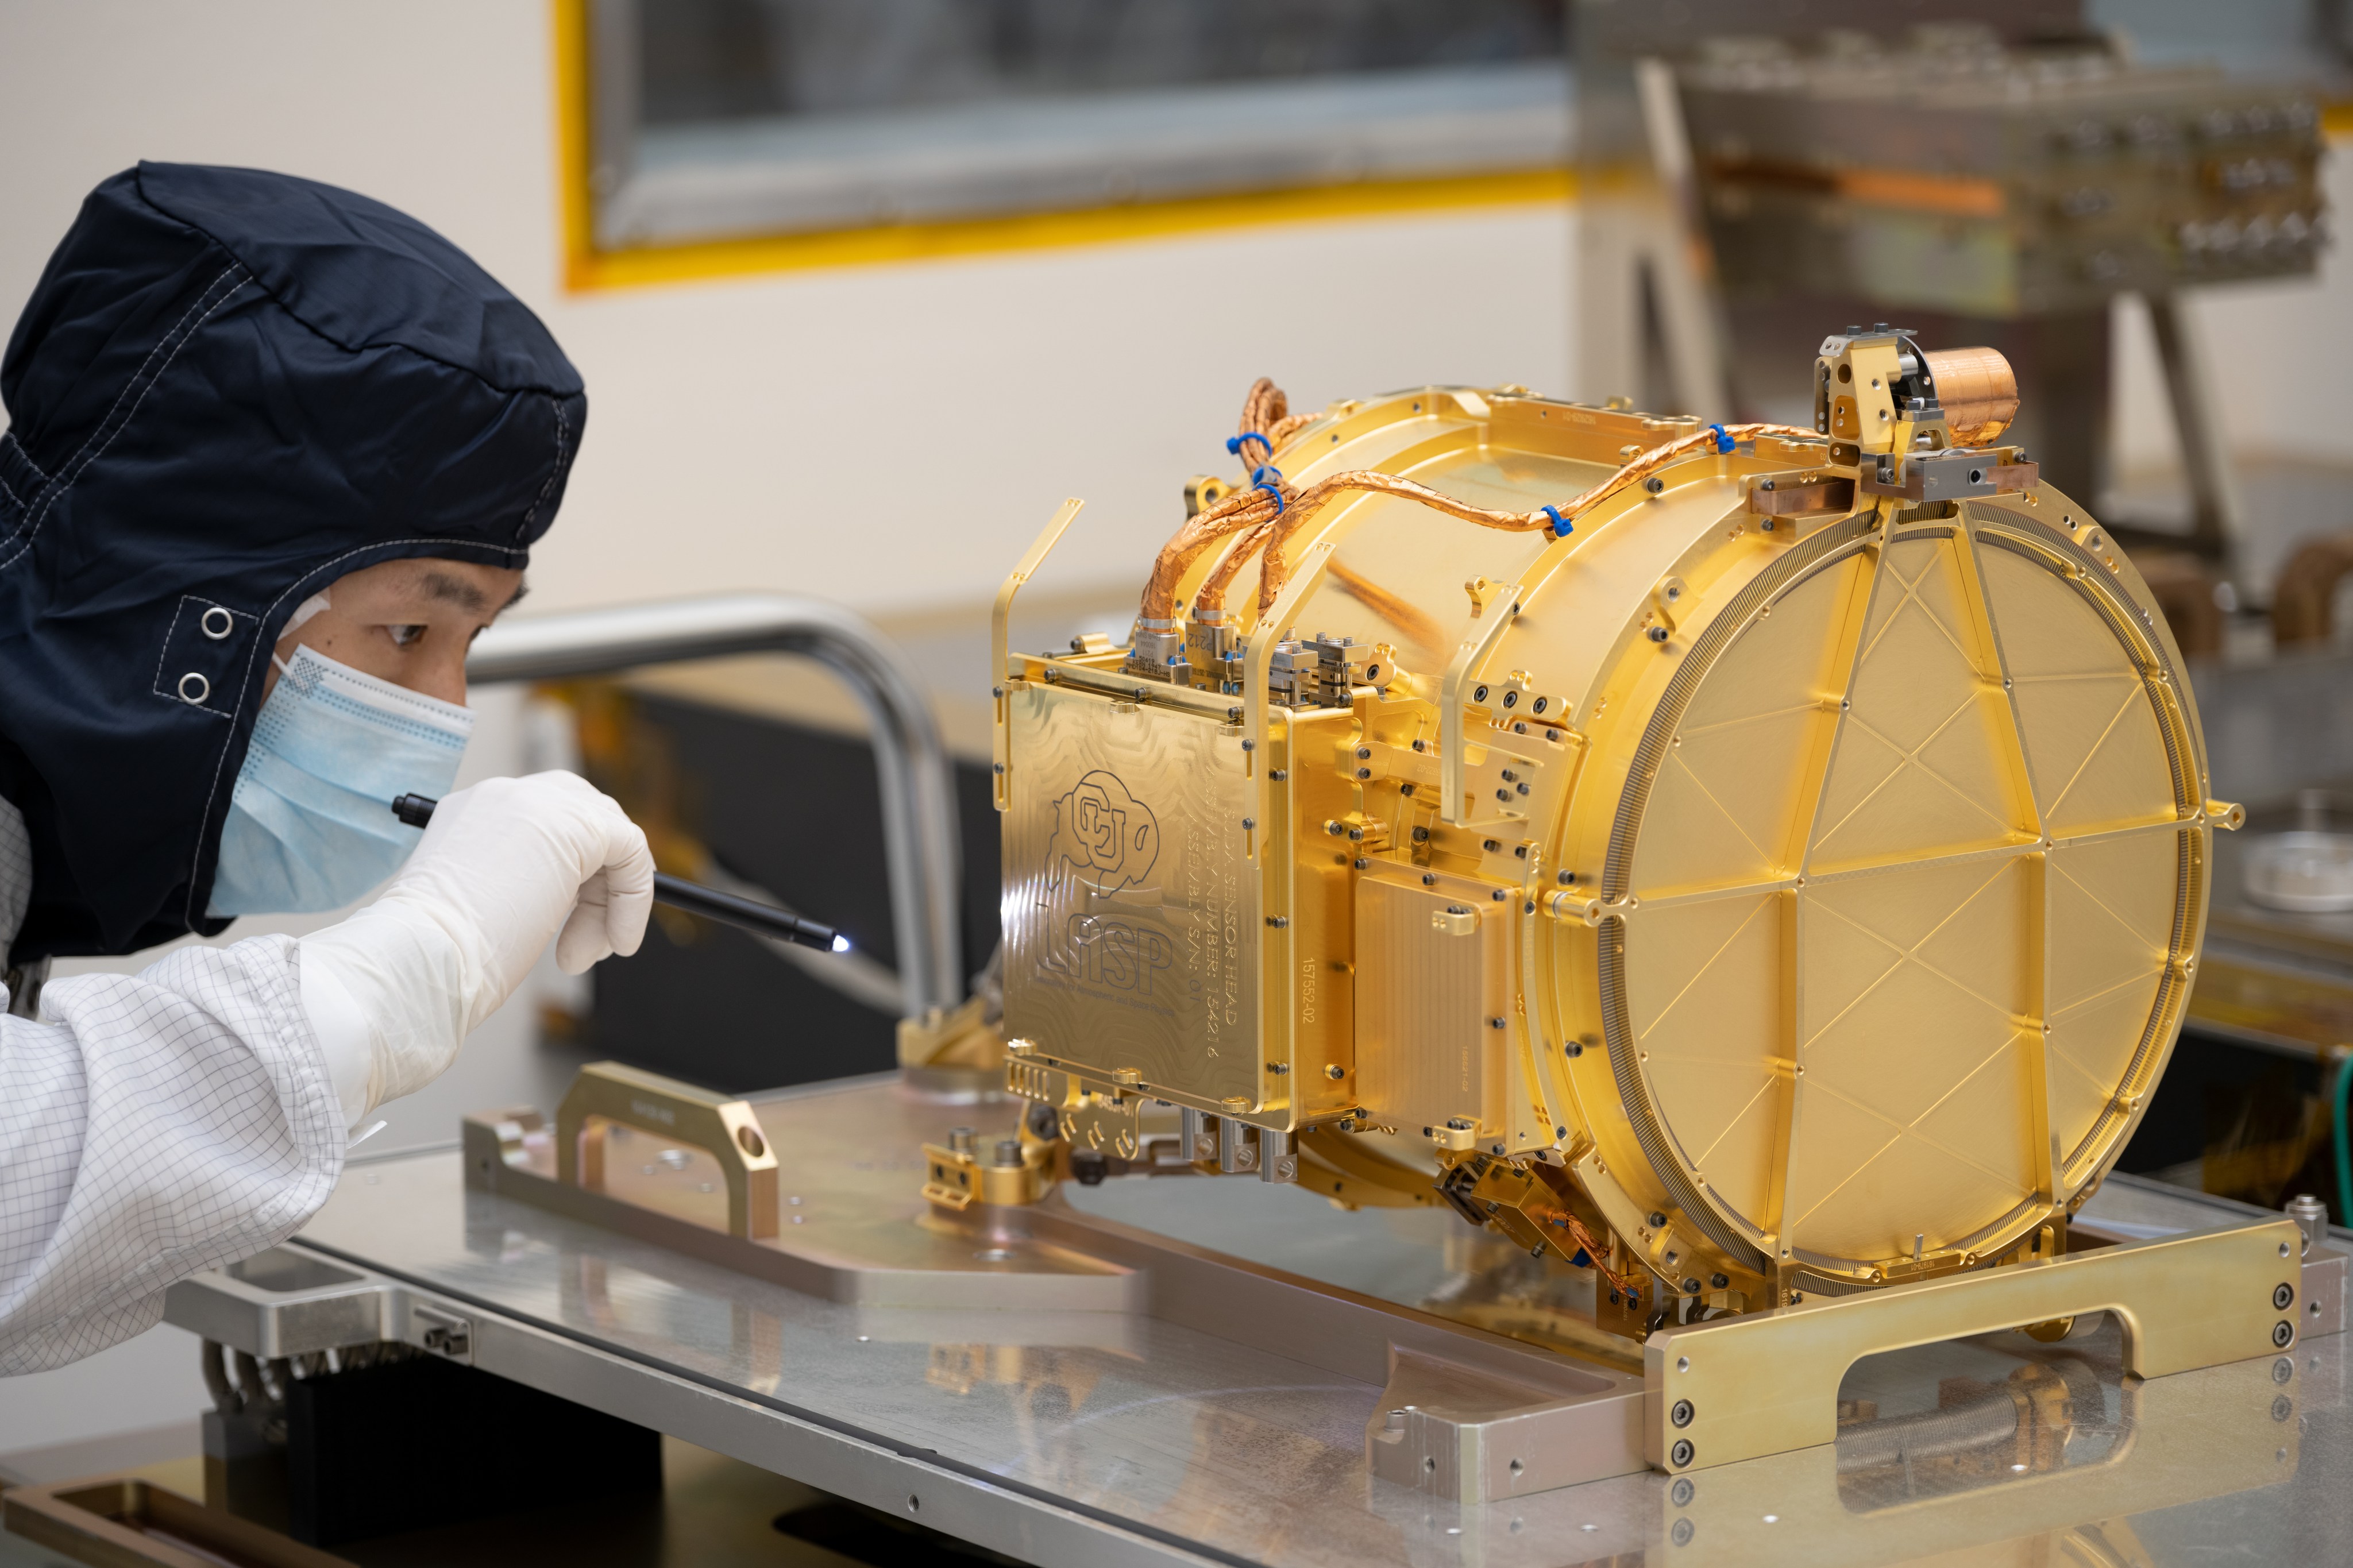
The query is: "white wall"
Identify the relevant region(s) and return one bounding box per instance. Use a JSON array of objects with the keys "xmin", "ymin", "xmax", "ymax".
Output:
[{"xmin": 0, "ymin": 1, "xmax": 1574, "ymax": 621}]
